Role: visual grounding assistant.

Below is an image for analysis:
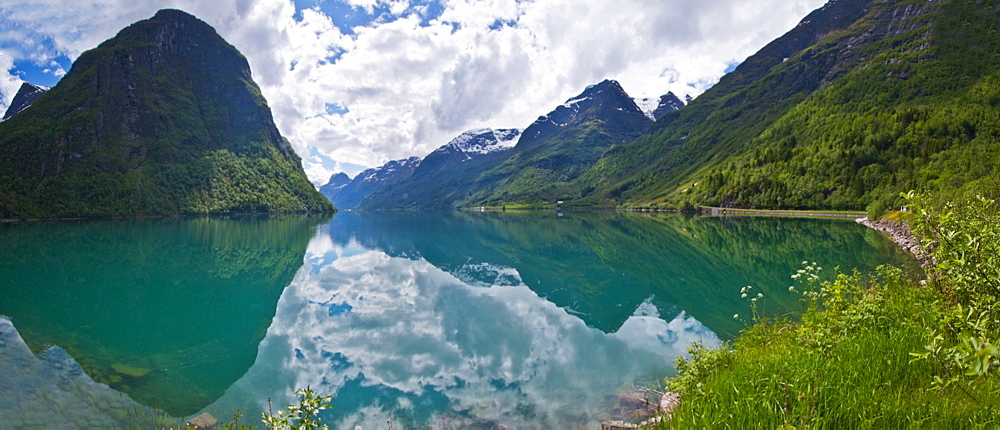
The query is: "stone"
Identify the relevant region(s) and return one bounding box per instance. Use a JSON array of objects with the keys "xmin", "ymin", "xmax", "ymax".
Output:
[
  {"xmin": 111, "ymin": 363, "xmax": 151, "ymax": 378},
  {"xmin": 187, "ymin": 412, "xmax": 218, "ymax": 429}
]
